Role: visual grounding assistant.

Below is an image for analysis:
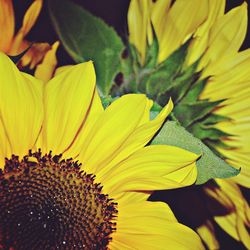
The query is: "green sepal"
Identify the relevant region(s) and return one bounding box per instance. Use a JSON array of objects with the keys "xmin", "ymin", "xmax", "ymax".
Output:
[
  {"xmin": 205, "ymin": 139, "xmax": 234, "ymax": 151},
  {"xmin": 120, "ymin": 34, "xmax": 159, "ymax": 93},
  {"xmin": 144, "ymin": 36, "xmax": 159, "ymax": 69},
  {"xmin": 127, "ymin": 43, "xmax": 141, "ymax": 71},
  {"xmin": 142, "ymin": 39, "xmax": 192, "ymax": 98},
  {"xmin": 151, "ymin": 101, "xmax": 162, "ymax": 112},
  {"xmin": 202, "ymin": 114, "xmax": 231, "ymax": 125},
  {"xmin": 117, "ymin": 43, "xmax": 144, "ymax": 94},
  {"xmin": 101, "ymin": 96, "xmax": 114, "ymax": 109},
  {"xmin": 48, "ymin": 0, "xmax": 124, "ymax": 96},
  {"xmin": 174, "ymin": 99, "xmax": 223, "ymax": 127},
  {"xmin": 181, "ymin": 78, "xmax": 208, "ymax": 103},
  {"xmin": 151, "ymin": 121, "xmax": 240, "ymax": 185},
  {"xmin": 157, "ymin": 60, "xmax": 201, "ymax": 105},
  {"xmin": 189, "ymin": 123, "xmax": 231, "ymax": 141},
  {"xmin": 172, "ymin": 74, "xmax": 231, "ymax": 145},
  {"xmin": 150, "ymin": 101, "xmax": 163, "ymax": 120}
]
